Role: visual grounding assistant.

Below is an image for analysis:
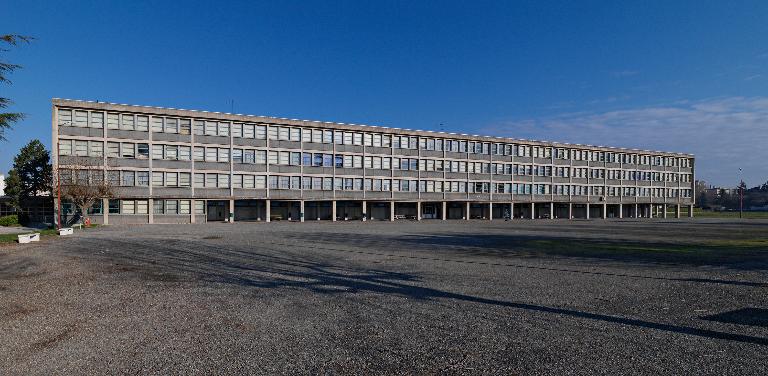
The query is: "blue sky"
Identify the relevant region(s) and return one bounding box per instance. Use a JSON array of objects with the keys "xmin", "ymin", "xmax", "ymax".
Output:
[{"xmin": 2, "ymin": 0, "xmax": 766, "ymax": 186}]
